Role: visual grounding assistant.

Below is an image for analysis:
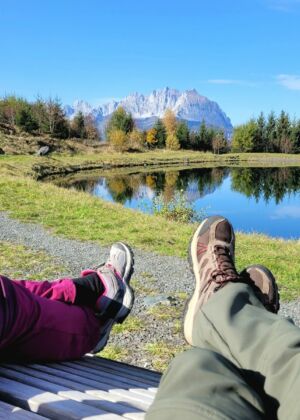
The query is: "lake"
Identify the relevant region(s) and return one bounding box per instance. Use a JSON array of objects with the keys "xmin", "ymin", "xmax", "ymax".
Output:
[{"xmin": 56, "ymin": 166, "xmax": 300, "ymax": 239}]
